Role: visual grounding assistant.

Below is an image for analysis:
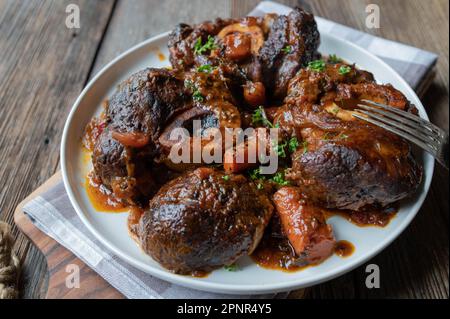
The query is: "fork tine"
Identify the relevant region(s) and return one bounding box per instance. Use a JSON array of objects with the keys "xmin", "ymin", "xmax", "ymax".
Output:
[
  {"xmin": 352, "ymin": 113, "xmax": 438, "ymax": 156},
  {"xmin": 355, "ymin": 110, "xmax": 439, "ymax": 151},
  {"xmin": 361, "ymin": 99, "xmax": 444, "ymax": 137},
  {"xmin": 357, "ymin": 104, "xmax": 441, "ymax": 144}
]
